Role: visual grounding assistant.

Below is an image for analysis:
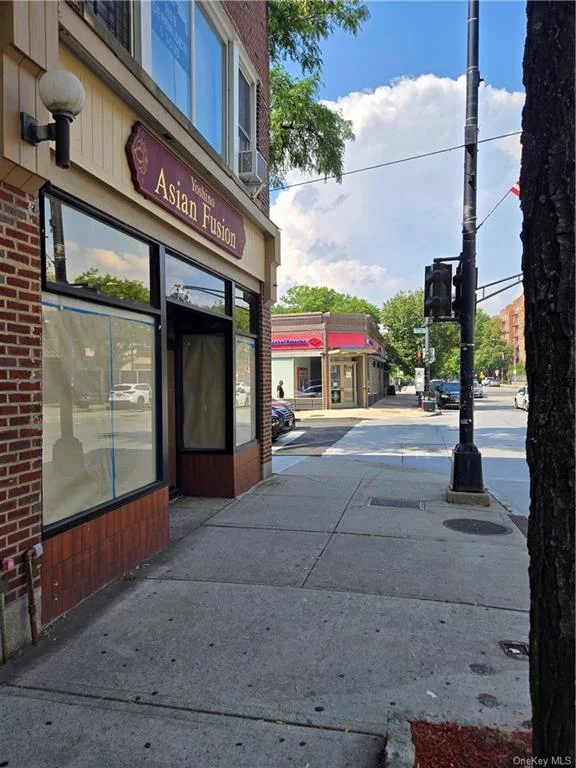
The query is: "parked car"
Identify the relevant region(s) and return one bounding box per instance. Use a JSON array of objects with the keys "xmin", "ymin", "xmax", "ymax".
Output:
[
  {"xmin": 271, "ymin": 401, "xmax": 296, "ymax": 430},
  {"xmin": 108, "ymin": 383, "xmax": 151, "ymax": 409},
  {"xmin": 74, "ymin": 391, "xmax": 102, "ymax": 409},
  {"xmin": 483, "ymin": 377, "xmax": 501, "ymax": 387},
  {"xmin": 235, "ymin": 383, "xmax": 250, "ymax": 407},
  {"xmin": 296, "ymin": 383, "xmax": 322, "ymax": 397},
  {"xmin": 438, "ymin": 381, "xmax": 461, "ymax": 408},
  {"xmin": 271, "ymin": 408, "xmax": 283, "ymax": 440},
  {"xmin": 473, "ymin": 381, "xmax": 484, "ymax": 398},
  {"xmin": 514, "ymin": 387, "xmax": 529, "ymax": 411}
]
